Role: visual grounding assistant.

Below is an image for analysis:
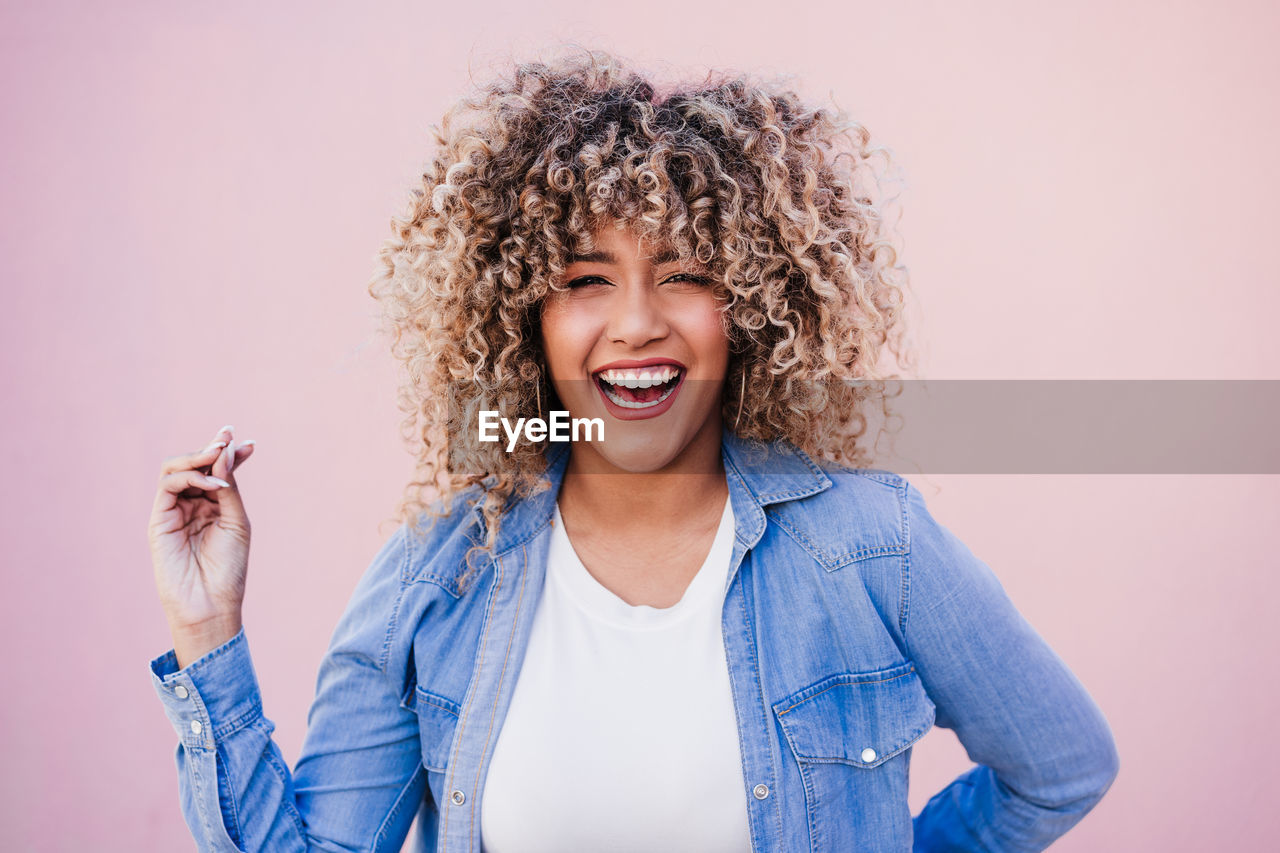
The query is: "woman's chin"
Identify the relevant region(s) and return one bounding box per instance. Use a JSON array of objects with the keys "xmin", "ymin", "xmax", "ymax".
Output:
[
  {"xmin": 573, "ymin": 429, "xmax": 719, "ymax": 476},
  {"xmin": 581, "ymin": 439, "xmax": 682, "ymax": 475}
]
